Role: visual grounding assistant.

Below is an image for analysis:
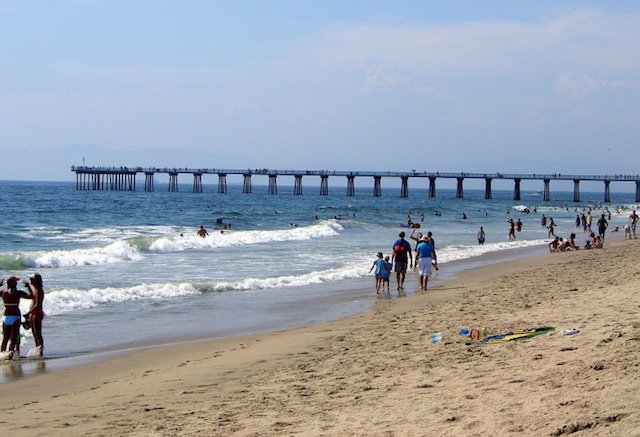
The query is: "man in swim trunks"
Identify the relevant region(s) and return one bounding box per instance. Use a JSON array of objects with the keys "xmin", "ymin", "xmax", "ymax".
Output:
[
  {"xmin": 1, "ymin": 276, "xmax": 32, "ymax": 358},
  {"xmin": 391, "ymin": 231, "xmax": 413, "ymax": 291}
]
